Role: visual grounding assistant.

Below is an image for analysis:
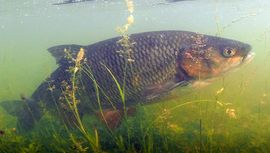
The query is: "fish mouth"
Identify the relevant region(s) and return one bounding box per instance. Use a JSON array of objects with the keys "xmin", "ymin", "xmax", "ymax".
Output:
[{"xmin": 242, "ymin": 51, "xmax": 255, "ymax": 64}]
